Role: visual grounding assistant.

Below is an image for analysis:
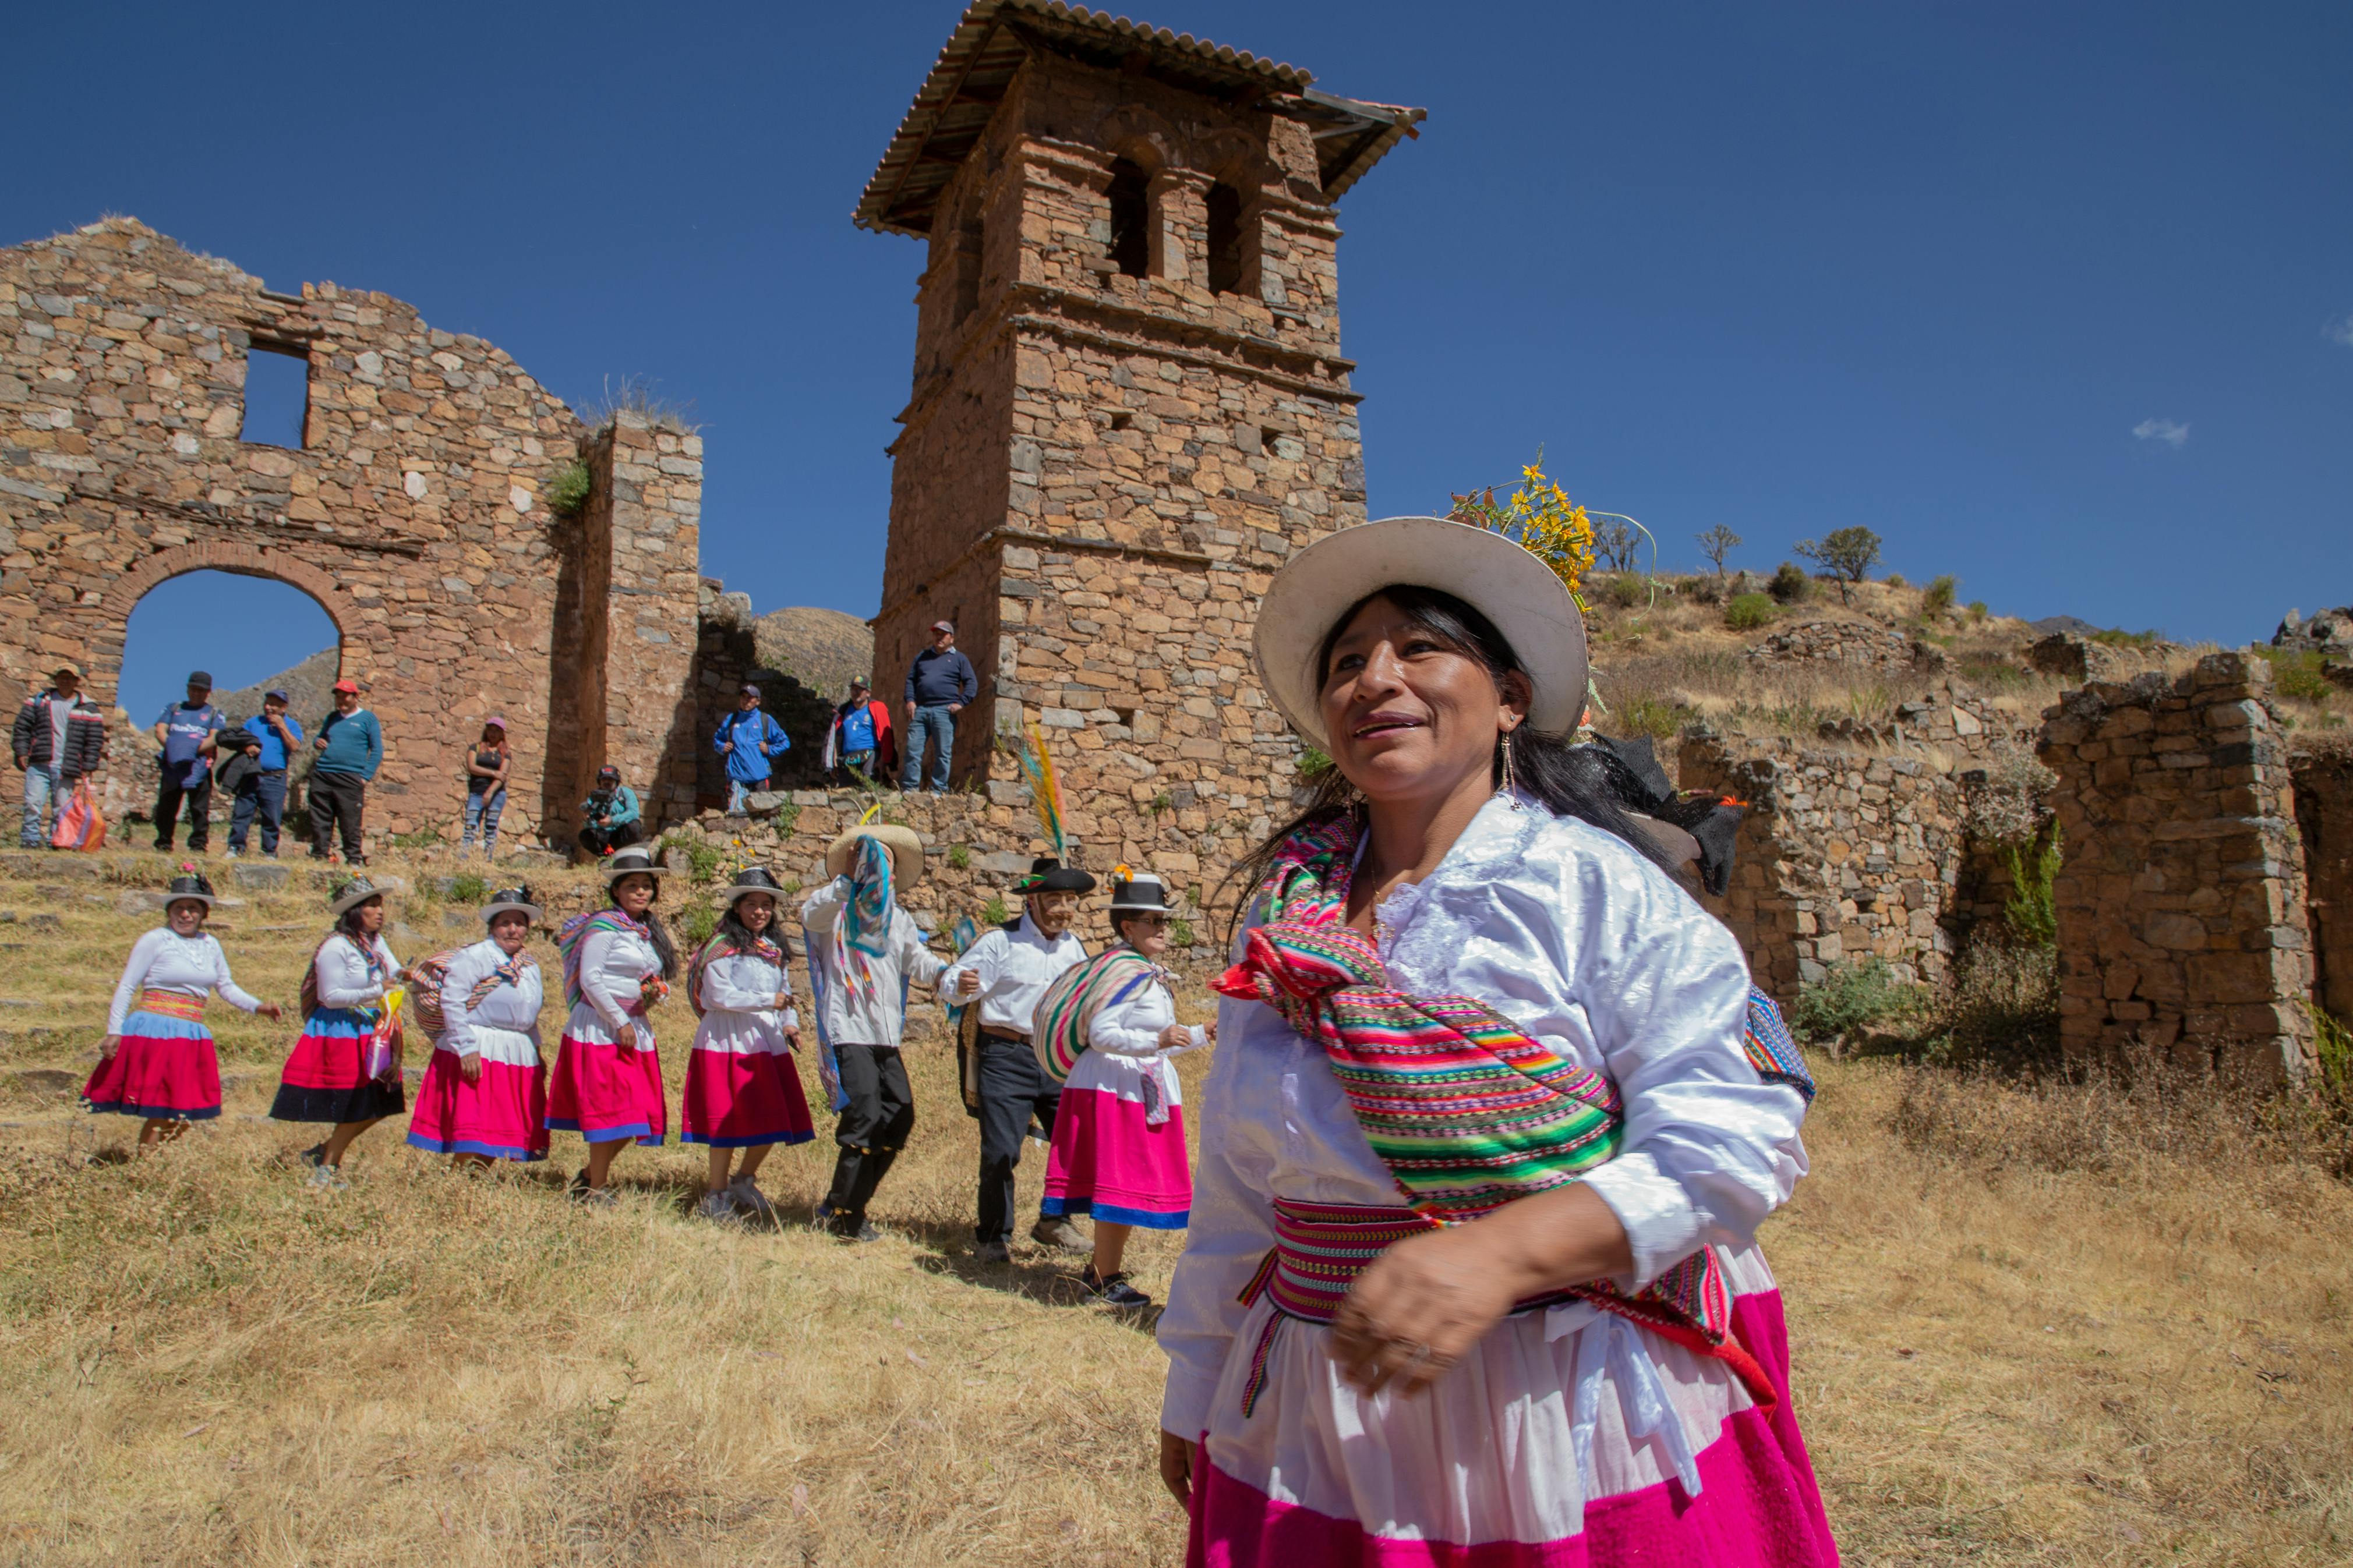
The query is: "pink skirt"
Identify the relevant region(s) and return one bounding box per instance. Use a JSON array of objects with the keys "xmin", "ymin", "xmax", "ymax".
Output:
[
  {"xmin": 546, "ymin": 1033, "xmax": 666, "ymax": 1146},
  {"xmin": 81, "ymin": 1015, "xmax": 221, "ymax": 1120},
  {"xmin": 407, "ymin": 1048, "xmax": 550, "ymax": 1162},
  {"xmin": 680, "ymin": 1047, "xmax": 815, "ymax": 1148},
  {"xmin": 1042, "ymin": 1082, "xmax": 1192, "ymax": 1228}
]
